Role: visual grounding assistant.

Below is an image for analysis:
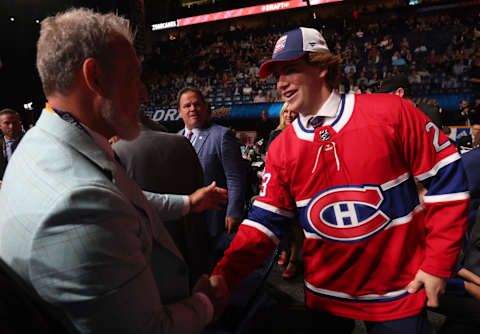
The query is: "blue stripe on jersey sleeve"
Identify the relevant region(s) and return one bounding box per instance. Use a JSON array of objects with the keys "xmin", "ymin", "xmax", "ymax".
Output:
[
  {"xmin": 247, "ymin": 205, "xmax": 292, "ymax": 240},
  {"xmin": 421, "ymin": 159, "xmax": 468, "ymax": 196},
  {"xmin": 380, "ymin": 177, "xmax": 420, "ymax": 220}
]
